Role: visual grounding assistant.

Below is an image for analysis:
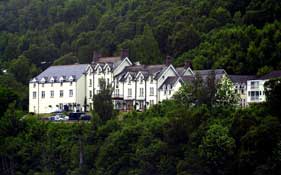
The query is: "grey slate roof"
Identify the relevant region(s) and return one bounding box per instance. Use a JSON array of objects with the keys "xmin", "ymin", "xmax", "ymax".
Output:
[
  {"xmin": 194, "ymin": 69, "xmax": 226, "ymax": 81},
  {"xmin": 32, "ymin": 64, "xmax": 89, "ymax": 82},
  {"xmin": 182, "ymin": 75, "xmax": 195, "ymax": 83},
  {"xmin": 229, "ymin": 75, "xmax": 257, "ymax": 83},
  {"xmin": 194, "ymin": 69, "xmax": 226, "ymax": 75},
  {"xmin": 159, "ymin": 76, "xmax": 181, "ymax": 89},
  {"xmin": 259, "ymin": 71, "xmax": 281, "ymax": 80},
  {"xmin": 92, "ymin": 56, "xmax": 123, "ymax": 70},
  {"xmin": 117, "ymin": 64, "xmax": 167, "ymax": 81}
]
